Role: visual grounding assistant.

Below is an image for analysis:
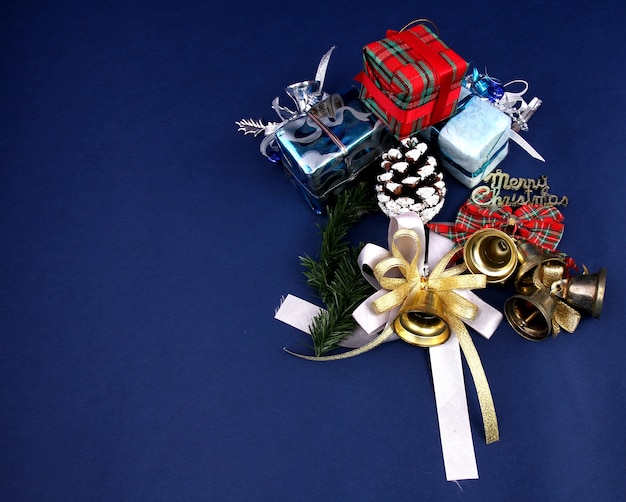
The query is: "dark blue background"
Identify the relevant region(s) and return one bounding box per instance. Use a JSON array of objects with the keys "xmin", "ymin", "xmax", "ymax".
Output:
[{"xmin": 2, "ymin": 1, "xmax": 625, "ymax": 500}]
